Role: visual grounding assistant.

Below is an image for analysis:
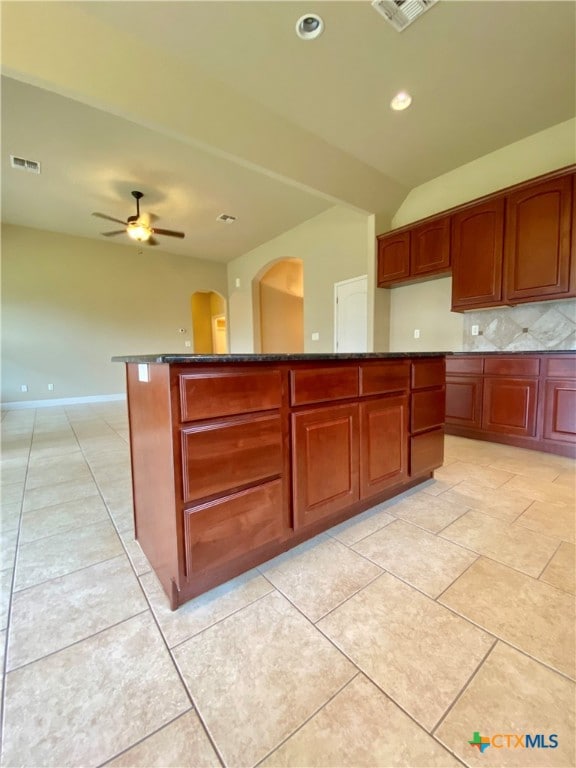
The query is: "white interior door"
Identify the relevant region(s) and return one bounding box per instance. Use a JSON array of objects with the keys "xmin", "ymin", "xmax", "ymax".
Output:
[{"xmin": 334, "ymin": 275, "xmax": 368, "ymax": 352}]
